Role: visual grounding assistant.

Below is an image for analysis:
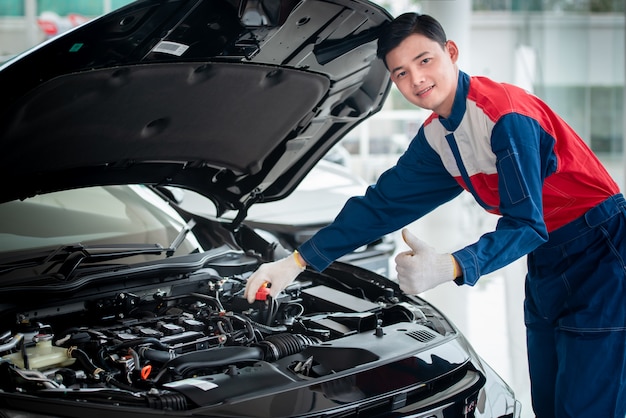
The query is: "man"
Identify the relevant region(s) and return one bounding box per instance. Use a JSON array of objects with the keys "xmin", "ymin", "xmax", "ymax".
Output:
[{"xmin": 245, "ymin": 12, "xmax": 626, "ymax": 417}]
